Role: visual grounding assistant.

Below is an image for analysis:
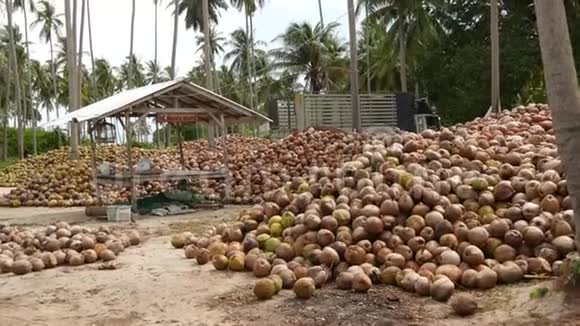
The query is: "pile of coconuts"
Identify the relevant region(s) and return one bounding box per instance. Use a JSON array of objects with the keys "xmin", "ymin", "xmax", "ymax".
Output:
[
  {"xmin": 0, "ymin": 222, "xmax": 141, "ymax": 276},
  {"xmin": 171, "ymin": 103, "xmax": 576, "ymax": 305},
  {"xmin": 0, "ymin": 128, "xmax": 369, "ymax": 207}
]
